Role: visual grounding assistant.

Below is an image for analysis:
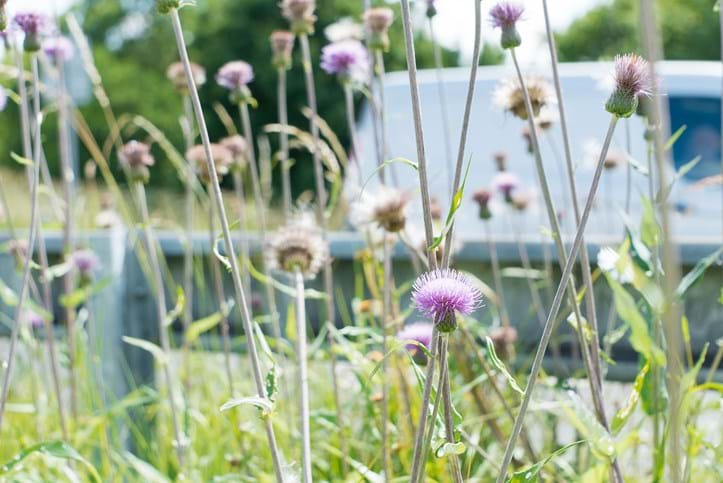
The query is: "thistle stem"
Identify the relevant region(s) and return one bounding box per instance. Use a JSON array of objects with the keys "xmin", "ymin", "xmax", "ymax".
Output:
[
  {"xmin": 439, "ymin": 337, "xmax": 464, "ymax": 483},
  {"xmin": 181, "ymin": 95, "xmax": 195, "ymax": 397},
  {"xmin": 428, "ymin": 16, "xmax": 454, "ymax": 197},
  {"xmin": 417, "ymin": 336, "xmax": 444, "ymax": 483},
  {"xmin": 483, "ymin": 220, "xmax": 511, "ymax": 328},
  {"xmin": 381, "ymin": 238, "xmax": 391, "ymax": 480},
  {"xmin": 294, "ymin": 268, "xmax": 313, "ymax": 483},
  {"xmin": 510, "ymin": 213, "xmax": 548, "ymax": 330},
  {"xmin": 298, "ymin": 32, "xmax": 348, "ymax": 465},
  {"xmin": 277, "ymin": 67, "xmax": 292, "ymax": 217},
  {"xmin": 169, "ymin": 10, "xmax": 285, "ymax": 480},
  {"xmin": 343, "ymin": 82, "xmax": 363, "ymax": 178},
  {"xmin": 495, "ymin": 116, "xmax": 619, "ymax": 482},
  {"xmin": 374, "ymin": 50, "xmax": 396, "ymax": 186},
  {"xmin": 231, "ymin": 171, "xmax": 253, "ymax": 297}
]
